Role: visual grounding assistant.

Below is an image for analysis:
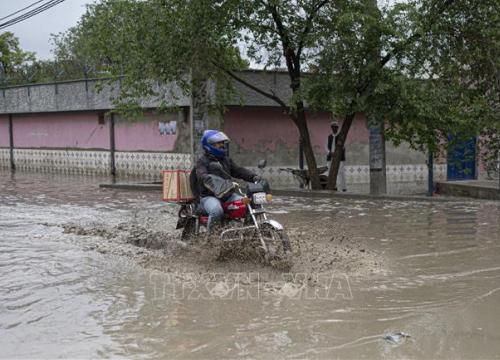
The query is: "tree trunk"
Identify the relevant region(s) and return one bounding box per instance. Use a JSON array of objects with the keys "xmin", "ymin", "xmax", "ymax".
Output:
[
  {"xmin": 327, "ymin": 112, "xmax": 356, "ymax": 190},
  {"xmin": 291, "ymin": 102, "xmax": 321, "ymax": 189}
]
